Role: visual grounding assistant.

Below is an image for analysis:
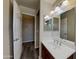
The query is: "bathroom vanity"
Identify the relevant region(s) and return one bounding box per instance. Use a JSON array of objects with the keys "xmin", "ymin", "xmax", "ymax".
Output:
[
  {"xmin": 41, "ymin": 39, "xmax": 75, "ymax": 59},
  {"xmin": 42, "ymin": 44, "xmax": 54, "ymax": 59}
]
